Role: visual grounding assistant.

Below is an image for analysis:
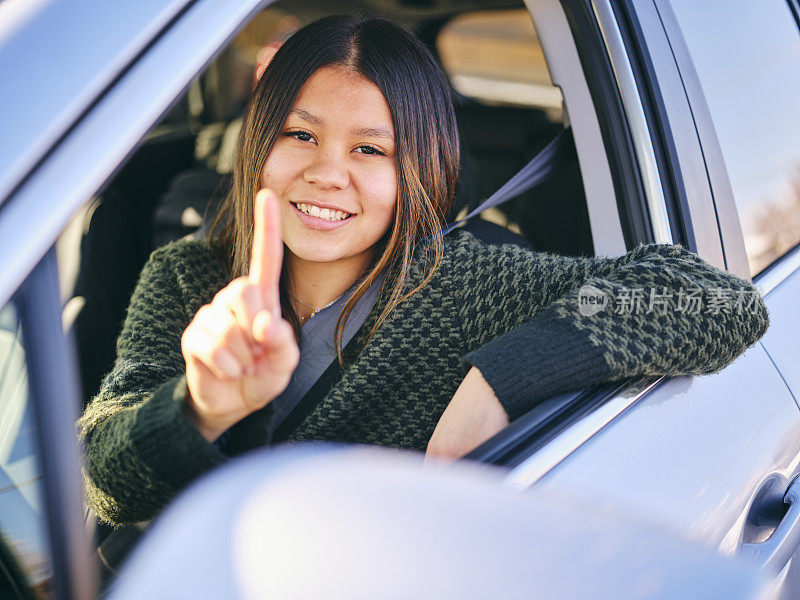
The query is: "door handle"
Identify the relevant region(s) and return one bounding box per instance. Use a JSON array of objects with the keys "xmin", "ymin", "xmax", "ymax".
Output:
[{"xmin": 741, "ymin": 475, "xmax": 800, "ymax": 573}]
